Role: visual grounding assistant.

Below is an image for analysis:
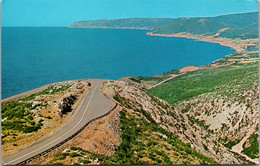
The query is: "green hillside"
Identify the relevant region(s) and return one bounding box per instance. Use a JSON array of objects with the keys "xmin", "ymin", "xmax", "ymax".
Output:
[
  {"xmin": 70, "ymin": 12, "xmax": 258, "ymax": 39},
  {"xmin": 152, "ymin": 12, "xmax": 258, "ymax": 39},
  {"xmin": 149, "ymin": 52, "xmax": 258, "ymax": 105}
]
